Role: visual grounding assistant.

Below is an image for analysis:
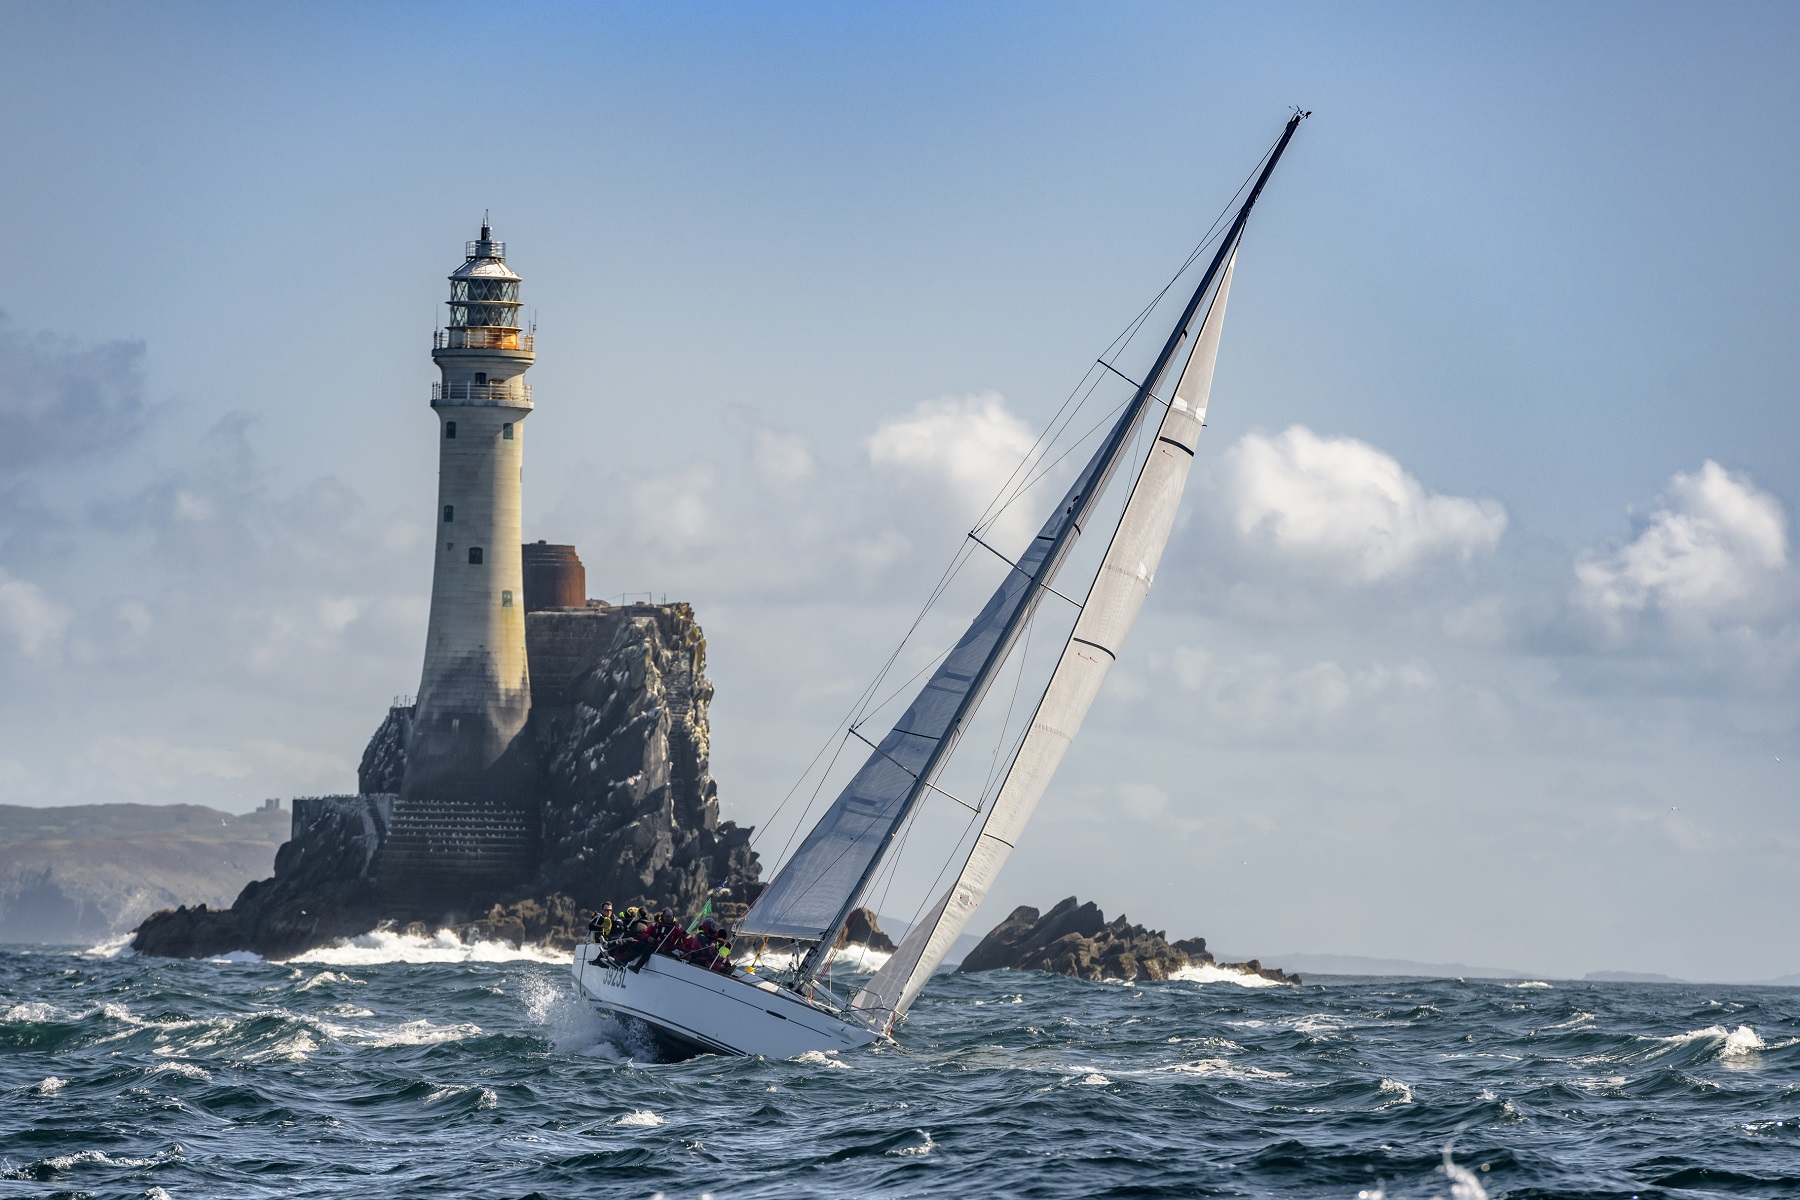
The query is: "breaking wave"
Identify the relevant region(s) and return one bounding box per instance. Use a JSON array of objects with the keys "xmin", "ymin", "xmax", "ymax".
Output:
[
  {"xmin": 289, "ymin": 929, "xmax": 568, "ymax": 965},
  {"xmin": 1170, "ymin": 962, "xmax": 1289, "ymax": 988}
]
